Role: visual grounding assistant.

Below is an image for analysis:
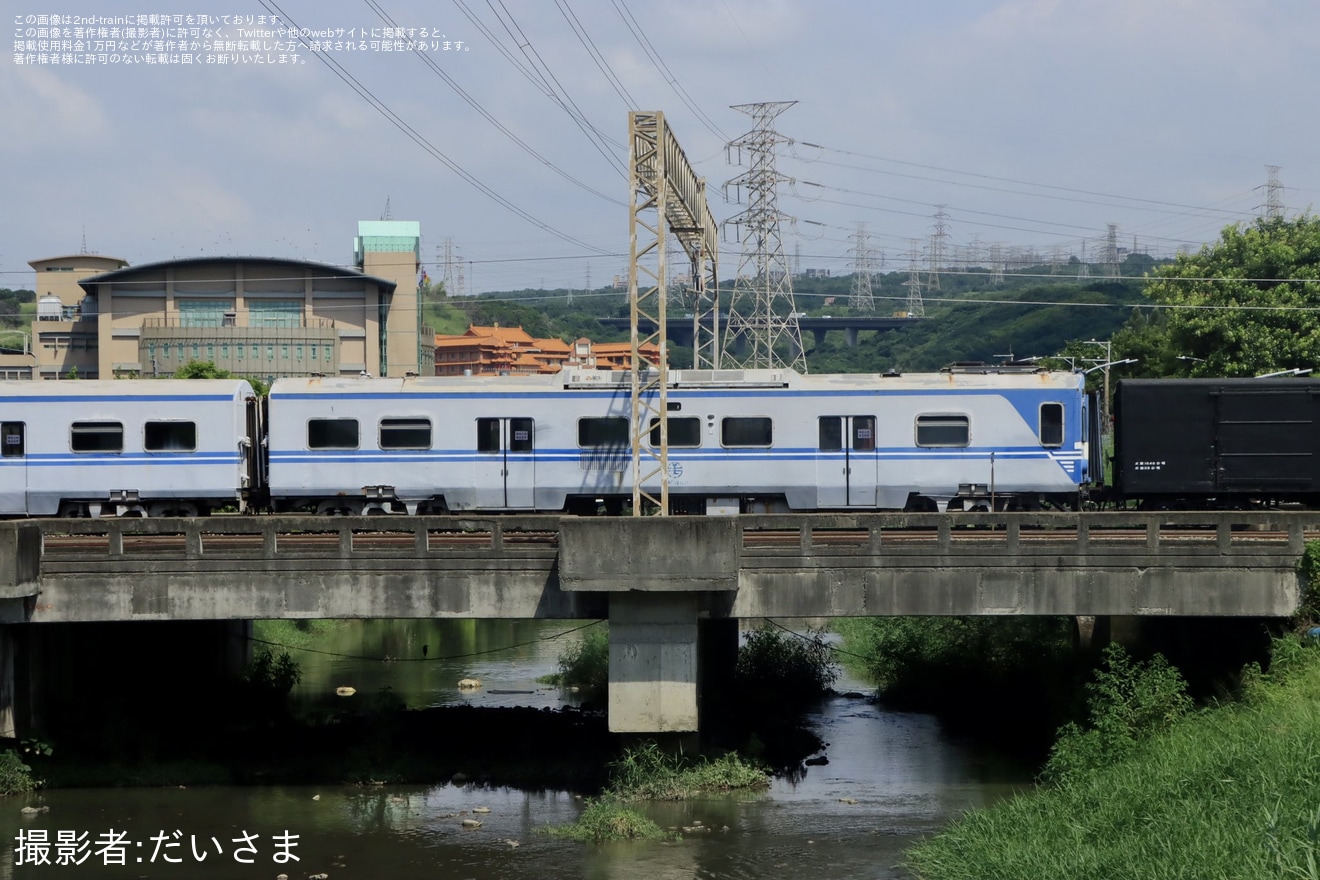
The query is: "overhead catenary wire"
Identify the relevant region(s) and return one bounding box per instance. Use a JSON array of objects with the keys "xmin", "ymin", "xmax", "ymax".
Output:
[
  {"xmin": 364, "ymin": 0, "xmax": 625, "ymax": 207},
  {"xmin": 251, "ymin": 0, "xmax": 615, "ymax": 256}
]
